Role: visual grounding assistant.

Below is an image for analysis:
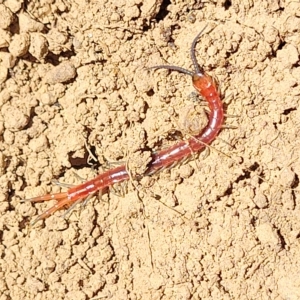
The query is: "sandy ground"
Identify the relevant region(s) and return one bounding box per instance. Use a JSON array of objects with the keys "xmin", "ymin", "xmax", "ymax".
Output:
[{"xmin": 1, "ymin": 0, "xmax": 300, "ymax": 299}]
